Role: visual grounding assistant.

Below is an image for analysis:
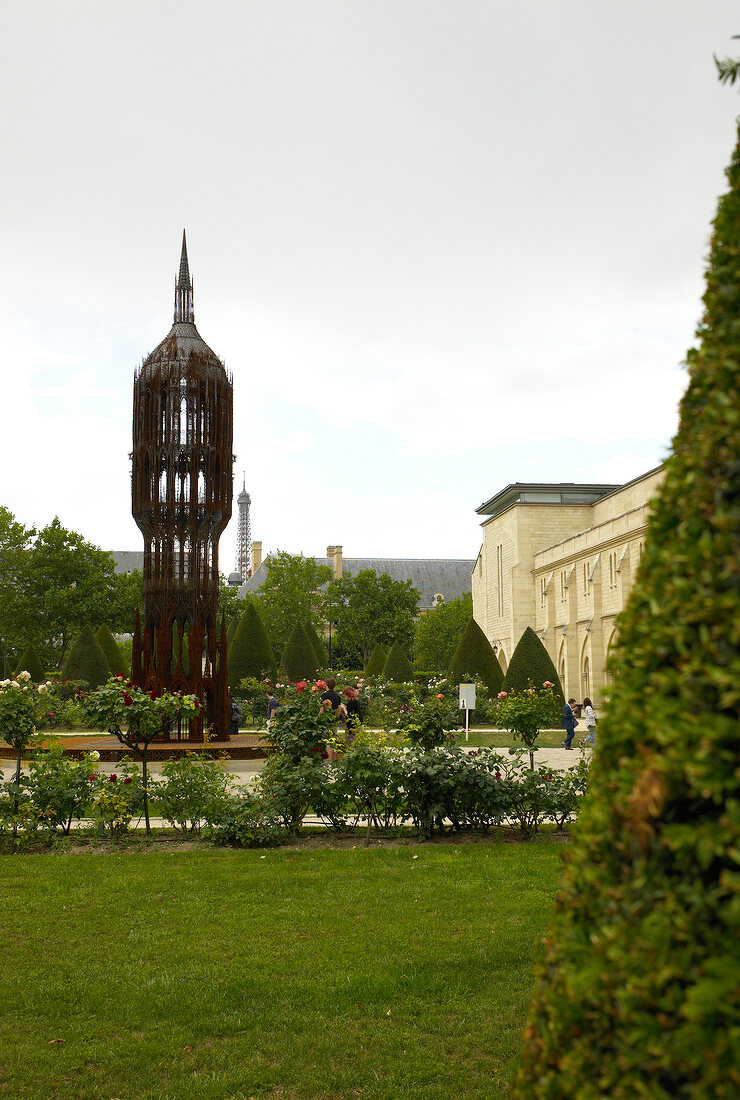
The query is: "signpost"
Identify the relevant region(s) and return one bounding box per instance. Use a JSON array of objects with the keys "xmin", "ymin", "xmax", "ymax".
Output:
[{"xmin": 458, "ymin": 683, "xmax": 476, "ymax": 741}]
